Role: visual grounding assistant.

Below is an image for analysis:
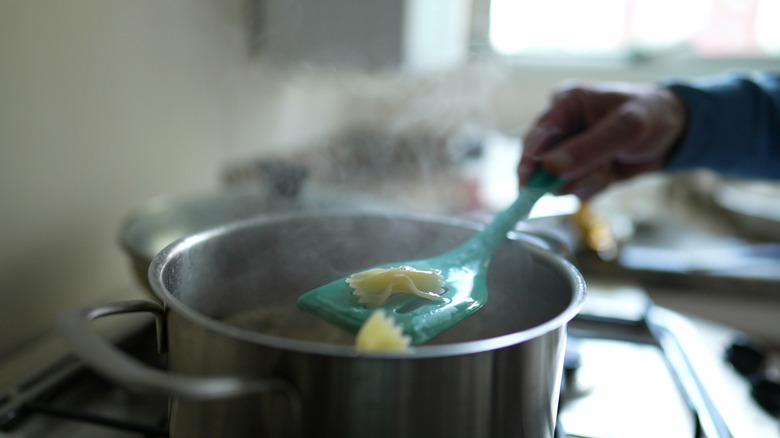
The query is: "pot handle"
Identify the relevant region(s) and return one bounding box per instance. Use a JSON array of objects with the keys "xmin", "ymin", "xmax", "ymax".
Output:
[{"xmin": 58, "ymin": 300, "xmax": 300, "ymax": 404}]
